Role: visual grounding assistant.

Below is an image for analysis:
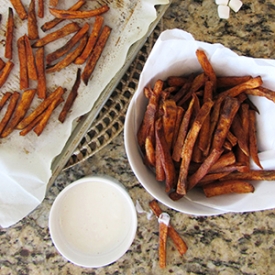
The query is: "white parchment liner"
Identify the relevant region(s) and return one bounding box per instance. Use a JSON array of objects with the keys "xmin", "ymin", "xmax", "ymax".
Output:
[
  {"xmin": 0, "ymin": 0, "xmax": 169, "ymax": 228},
  {"xmin": 131, "ymin": 29, "xmax": 275, "ymax": 215}
]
